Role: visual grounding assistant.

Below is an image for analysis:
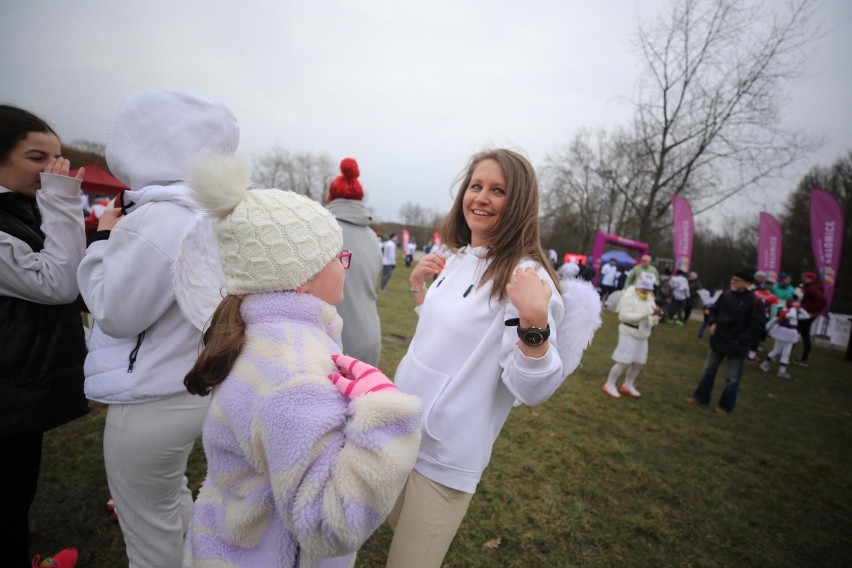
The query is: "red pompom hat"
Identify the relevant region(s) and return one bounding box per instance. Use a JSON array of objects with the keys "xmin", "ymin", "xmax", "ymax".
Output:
[{"xmin": 327, "ymin": 157, "xmax": 364, "ymax": 201}]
